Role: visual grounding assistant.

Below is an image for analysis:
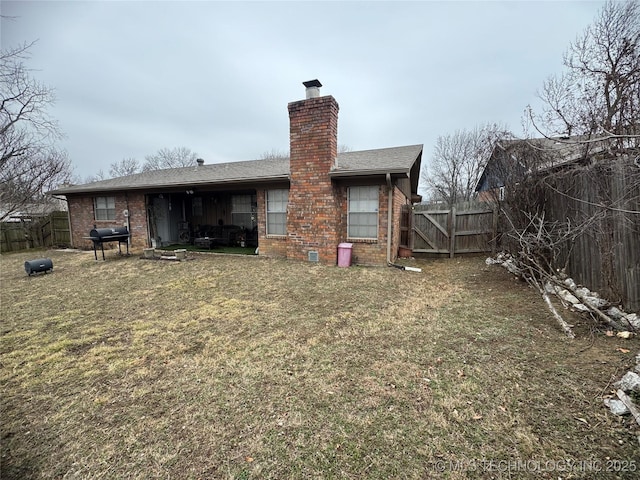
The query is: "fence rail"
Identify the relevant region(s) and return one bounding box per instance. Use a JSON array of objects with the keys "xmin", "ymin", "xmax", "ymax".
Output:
[{"xmin": 0, "ymin": 211, "xmax": 70, "ymax": 253}]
